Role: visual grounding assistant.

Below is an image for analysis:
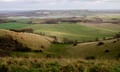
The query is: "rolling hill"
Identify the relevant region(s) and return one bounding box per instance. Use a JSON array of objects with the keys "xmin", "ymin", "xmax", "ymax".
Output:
[{"xmin": 0, "ymin": 29, "xmax": 53, "ymax": 51}]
